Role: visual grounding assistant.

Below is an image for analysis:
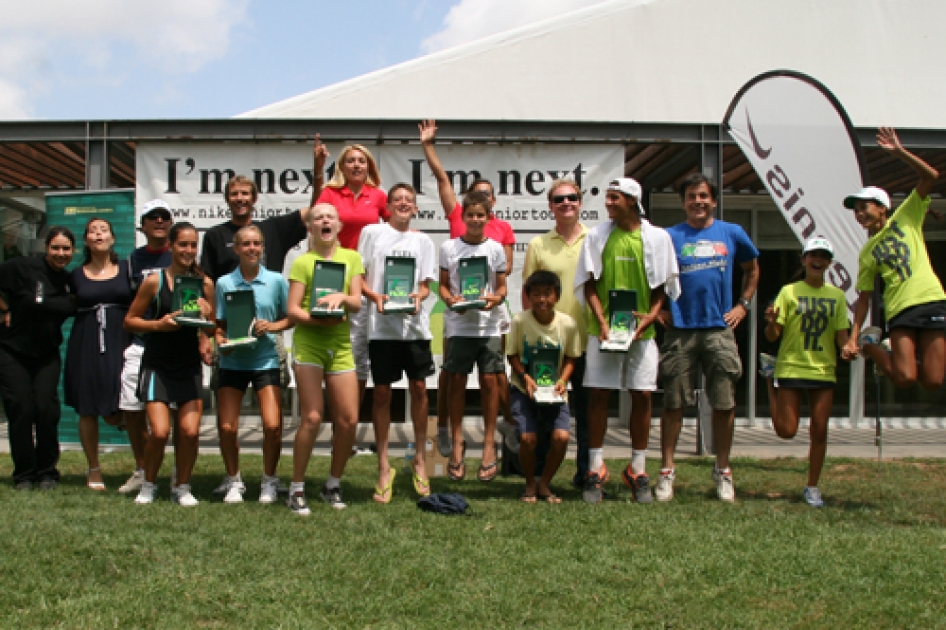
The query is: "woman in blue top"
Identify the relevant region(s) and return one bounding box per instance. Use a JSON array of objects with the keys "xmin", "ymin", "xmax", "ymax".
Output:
[{"xmin": 213, "ymin": 225, "xmax": 291, "ymax": 504}]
